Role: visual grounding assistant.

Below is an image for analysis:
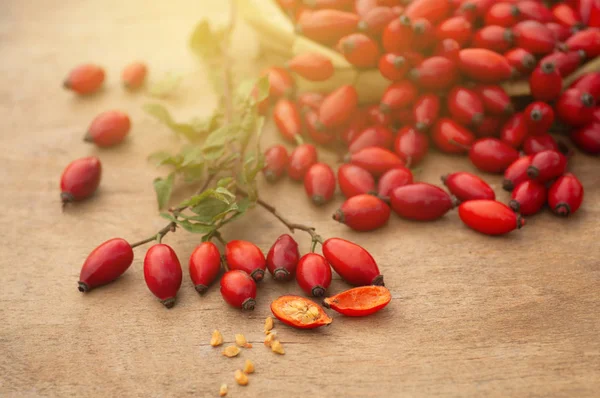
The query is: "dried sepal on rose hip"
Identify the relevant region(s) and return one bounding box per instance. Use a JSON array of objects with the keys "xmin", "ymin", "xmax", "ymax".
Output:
[
  {"xmin": 323, "ymin": 286, "xmax": 392, "ymax": 317},
  {"xmin": 271, "ymin": 295, "xmax": 332, "ymax": 329},
  {"xmin": 210, "ymin": 330, "xmax": 224, "ymax": 347}
]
